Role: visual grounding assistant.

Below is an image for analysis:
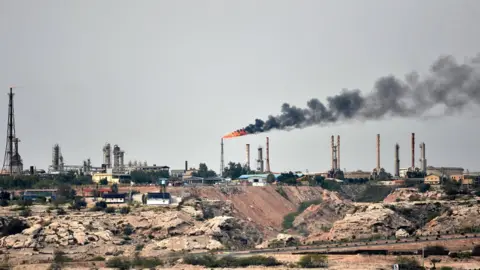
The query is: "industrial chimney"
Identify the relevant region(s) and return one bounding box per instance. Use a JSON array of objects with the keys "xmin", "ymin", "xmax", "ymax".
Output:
[
  {"xmin": 331, "ymin": 135, "xmax": 335, "ymax": 170},
  {"xmin": 113, "ymin": 144, "xmax": 121, "ymax": 171},
  {"xmin": 257, "ymin": 146, "xmax": 264, "ymax": 172},
  {"xmin": 394, "ymin": 143, "xmax": 400, "ymax": 177},
  {"xmin": 103, "ymin": 143, "xmax": 112, "ymax": 168},
  {"xmin": 376, "ymin": 134, "xmax": 381, "ymax": 171},
  {"xmin": 411, "ymin": 133, "xmax": 415, "ymax": 169},
  {"xmin": 336, "ymin": 135, "xmax": 340, "ymax": 171},
  {"xmin": 420, "ymin": 142, "xmax": 427, "ymax": 174},
  {"xmin": 52, "ymin": 144, "xmax": 60, "ymax": 171},
  {"xmin": 246, "ymin": 144, "xmax": 250, "ymax": 169},
  {"xmin": 265, "ymin": 137, "xmax": 271, "ymax": 172},
  {"xmin": 185, "ymin": 160, "xmax": 188, "ymax": 172},
  {"xmin": 119, "ymin": 151, "xmax": 125, "ymax": 170},
  {"xmin": 220, "ymin": 138, "xmax": 224, "ymax": 176}
]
